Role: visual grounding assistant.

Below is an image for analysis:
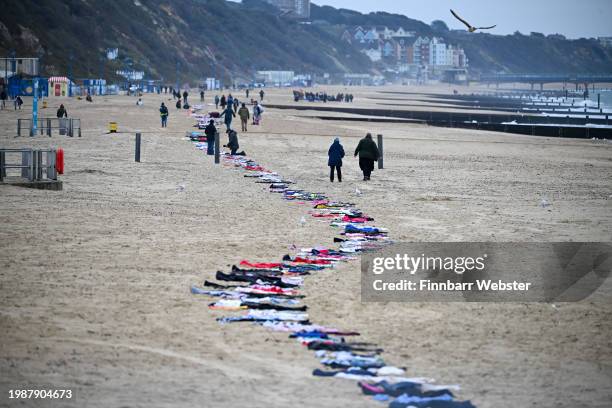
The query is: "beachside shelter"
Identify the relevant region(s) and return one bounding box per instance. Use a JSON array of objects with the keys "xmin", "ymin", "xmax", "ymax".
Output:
[{"xmin": 48, "ymin": 76, "xmax": 72, "ymax": 97}]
